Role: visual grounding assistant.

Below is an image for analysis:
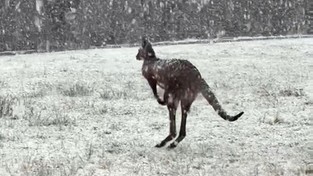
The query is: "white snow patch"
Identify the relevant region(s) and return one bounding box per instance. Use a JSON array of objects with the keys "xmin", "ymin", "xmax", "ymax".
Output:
[{"xmin": 0, "ymin": 38, "xmax": 312, "ymax": 175}]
